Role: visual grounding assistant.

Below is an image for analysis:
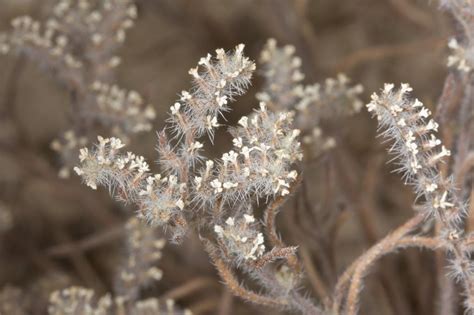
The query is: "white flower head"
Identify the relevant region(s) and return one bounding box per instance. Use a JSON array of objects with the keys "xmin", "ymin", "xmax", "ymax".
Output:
[
  {"xmin": 238, "ymin": 116, "xmax": 248, "ymax": 128},
  {"xmin": 170, "ymin": 102, "xmax": 181, "ymax": 115}
]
